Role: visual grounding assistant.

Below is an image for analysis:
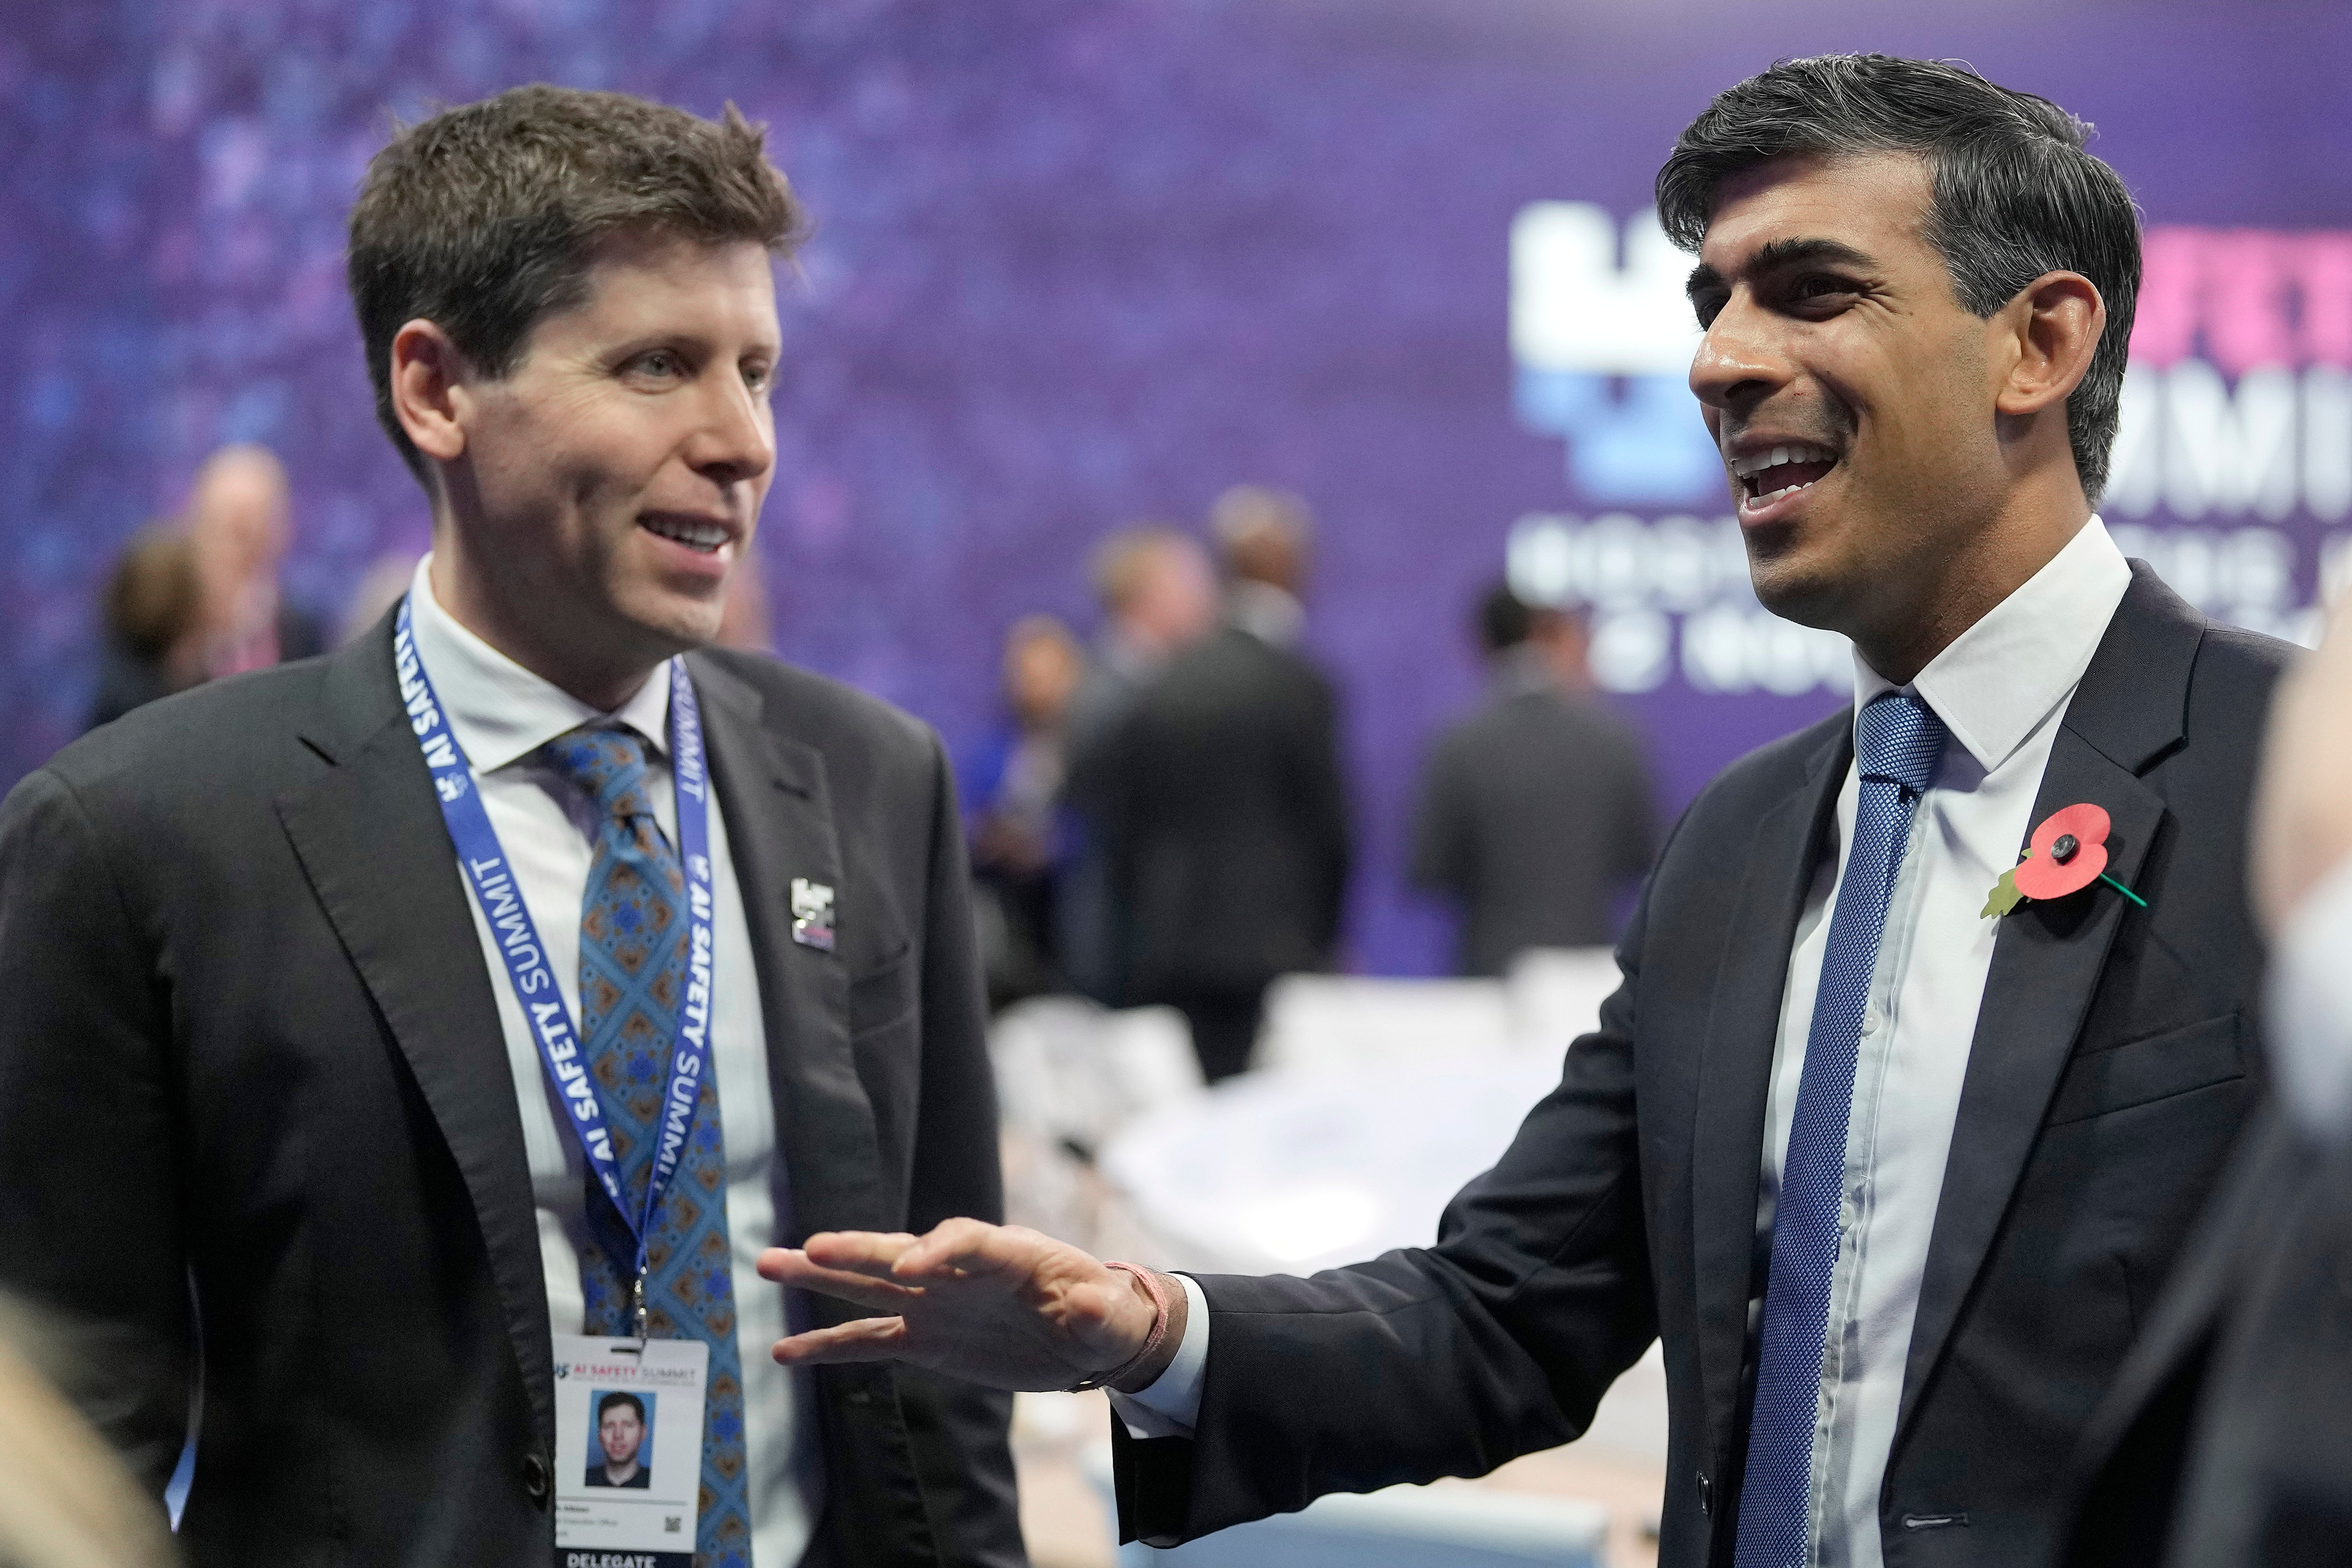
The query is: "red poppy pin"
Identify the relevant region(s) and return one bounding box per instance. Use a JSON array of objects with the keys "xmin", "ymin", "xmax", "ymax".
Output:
[{"xmin": 1981, "ymin": 803, "xmax": 2148, "ymax": 919}]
